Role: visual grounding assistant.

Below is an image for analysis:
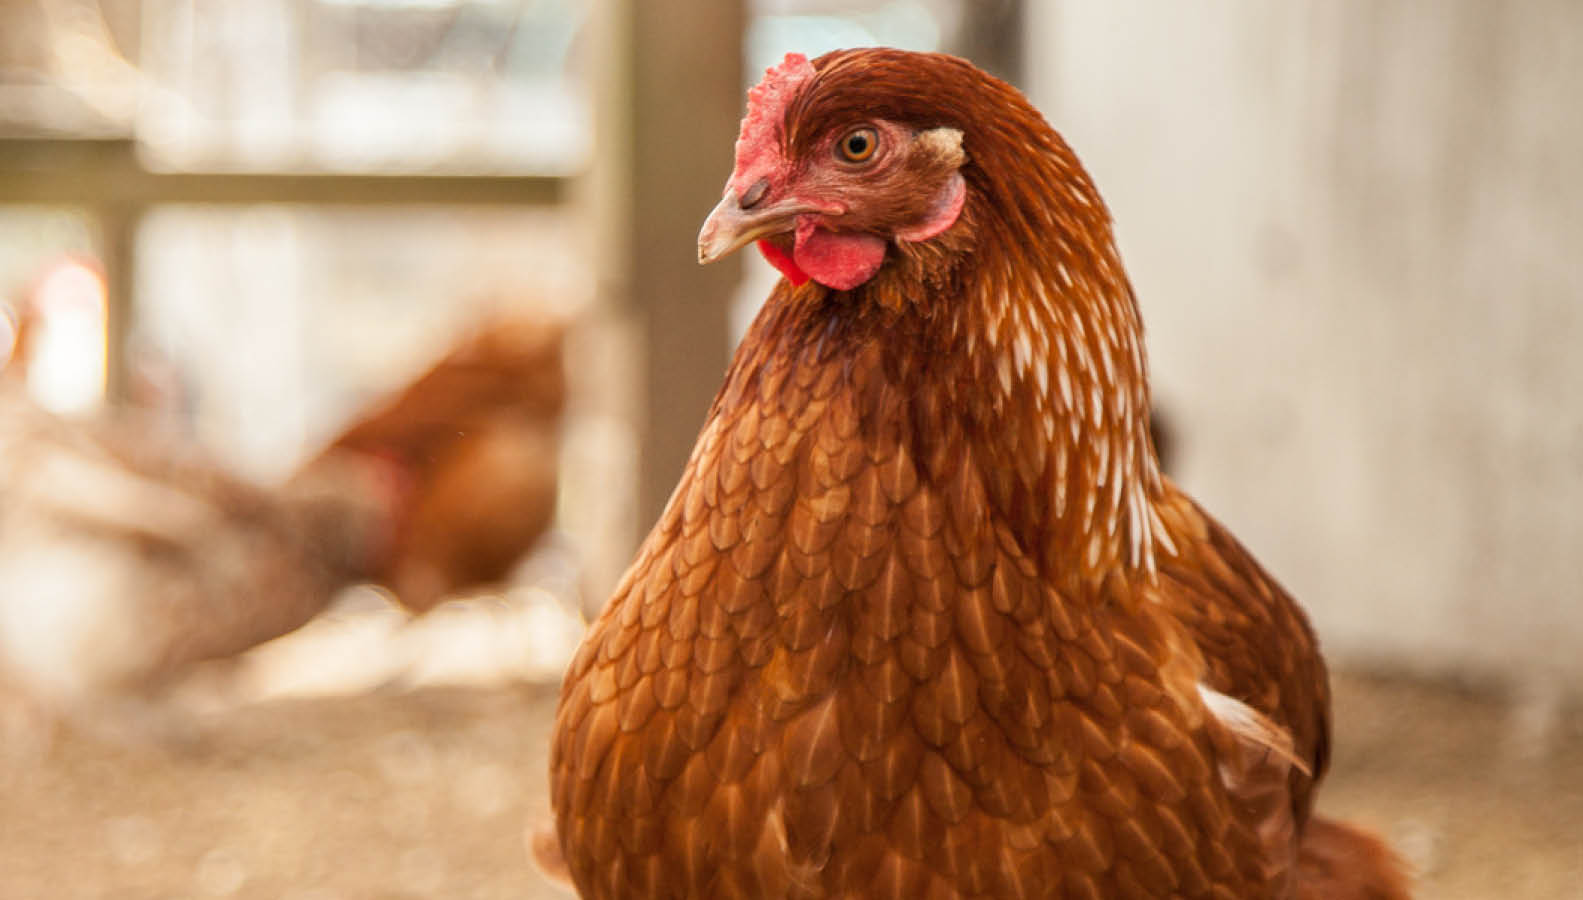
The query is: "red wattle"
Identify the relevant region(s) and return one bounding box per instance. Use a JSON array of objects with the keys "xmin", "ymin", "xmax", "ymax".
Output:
[
  {"xmin": 793, "ymin": 223, "xmax": 887, "ymax": 291},
  {"xmin": 757, "ymin": 239, "xmax": 810, "ymax": 285}
]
